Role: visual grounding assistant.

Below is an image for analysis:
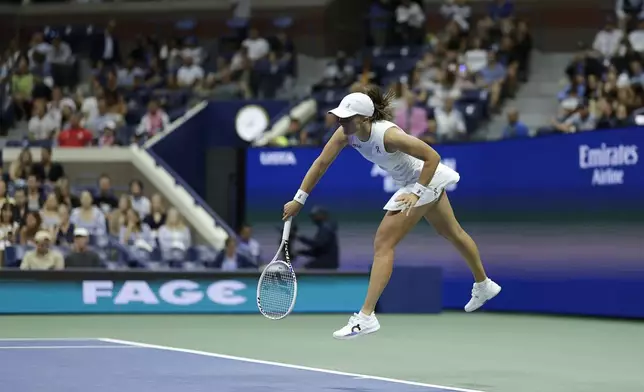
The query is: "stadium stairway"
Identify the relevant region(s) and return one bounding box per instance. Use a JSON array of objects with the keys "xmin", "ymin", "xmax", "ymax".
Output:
[{"xmin": 477, "ymin": 51, "xmax": 572, "ymax": 140}]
